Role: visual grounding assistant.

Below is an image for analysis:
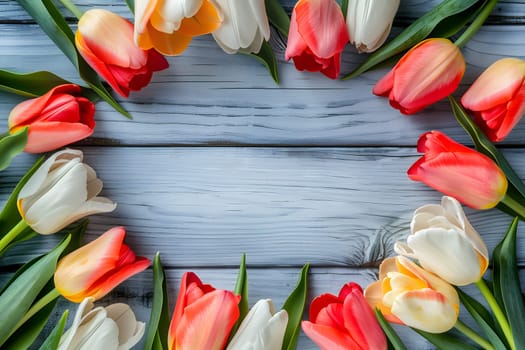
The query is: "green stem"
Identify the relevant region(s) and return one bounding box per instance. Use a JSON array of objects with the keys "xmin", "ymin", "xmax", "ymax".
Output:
[
  {"xmin": 454, "ymin": 0, "xmax": 499, "ymax": 48},
  {"xmin": 57, "ymin": 0, "xmax": 83, "ymax": 20},
  {"xmin": 455, "ymin": 319, "xmax": 495, "ymax": 350},
  {"xmin": 476, "ymin": 279, "xmax": 516, "ymax": 350},
  {"xmin": 0, "ymin": 220, "xmax": 29, "ymax": 254},
  {"xmin": 501, "ymin": 194, "xmax": 525, "ymax": 221}
]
